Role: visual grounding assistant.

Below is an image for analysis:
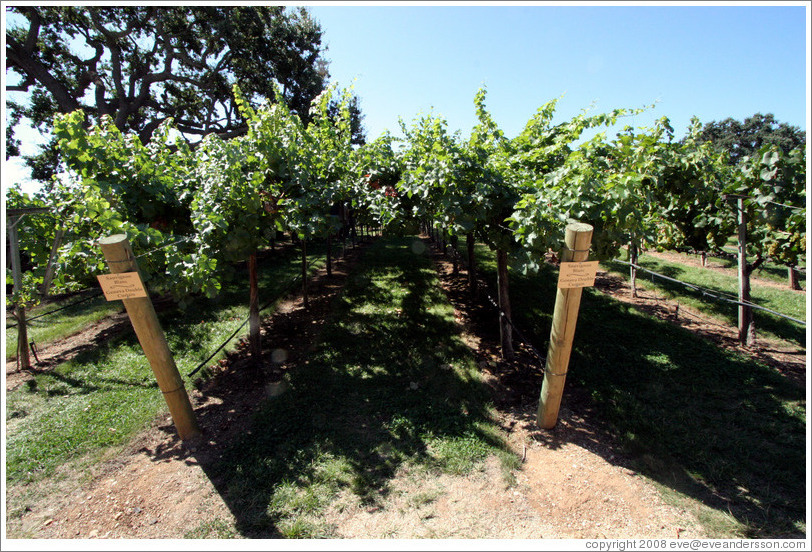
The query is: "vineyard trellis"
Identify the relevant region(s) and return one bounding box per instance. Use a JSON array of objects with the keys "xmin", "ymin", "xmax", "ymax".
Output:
[{"xmin": 6, "ymin": 84, "xmax": 806, "ymax": 433}]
